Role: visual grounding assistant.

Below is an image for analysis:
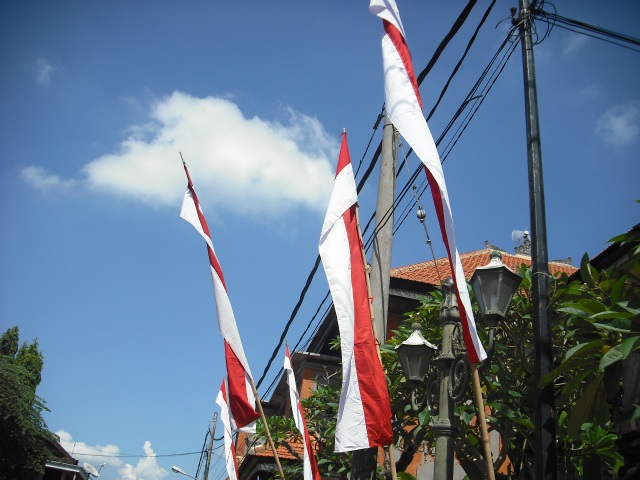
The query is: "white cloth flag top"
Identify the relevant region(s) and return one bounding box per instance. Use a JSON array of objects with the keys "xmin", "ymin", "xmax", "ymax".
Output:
[
  {"xmin": 319, "ymin": 133, "xmax": 393, "ymax": 452},
  {"xmin": 216, "ymin": 379, "xmax": 240, "ymax": 480},
  {"xmin": 180, "ymin": 162, "xmax": 260, "ymax": 431},
  {"xmin": 284, "ymin": 347, "xmax": 321, "ymax": 480},
  {"xmin": 369, "ymin": 0, "xmax": 486, "ymax": 364}
]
